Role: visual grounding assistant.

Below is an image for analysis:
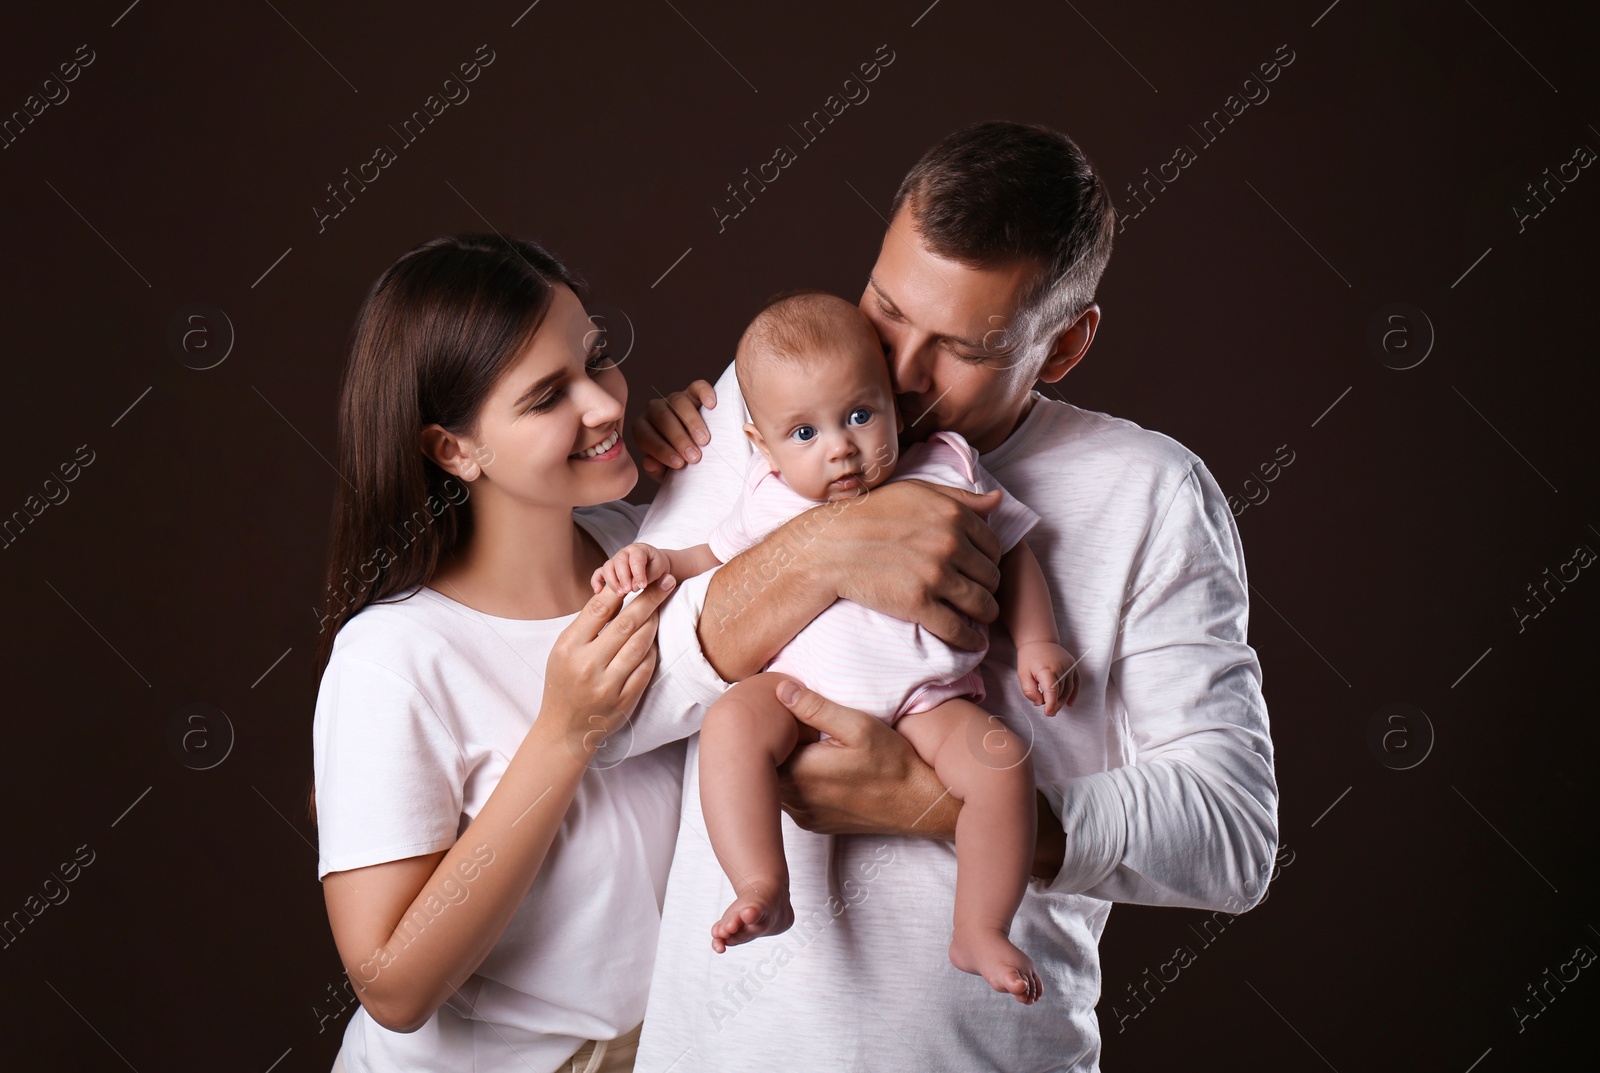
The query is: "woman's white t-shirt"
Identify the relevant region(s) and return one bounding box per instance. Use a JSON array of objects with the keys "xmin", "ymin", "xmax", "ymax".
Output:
[{"xmin": 312, "ymin": 502, "xmax": 687, "ymax": 1073}]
